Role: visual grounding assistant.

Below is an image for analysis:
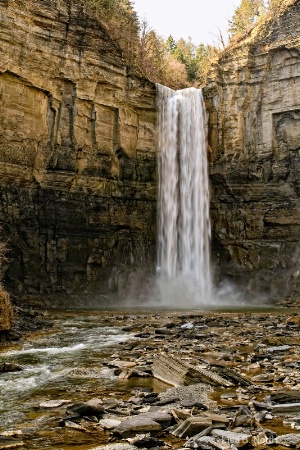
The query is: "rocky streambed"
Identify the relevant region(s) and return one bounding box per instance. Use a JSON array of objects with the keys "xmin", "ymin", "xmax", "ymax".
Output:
[{"xmin": 1, "ymin": 307, "xmax": 300, "ymax": 449}]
